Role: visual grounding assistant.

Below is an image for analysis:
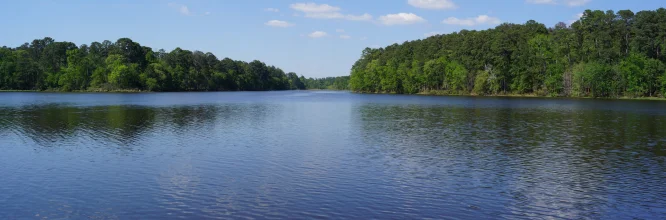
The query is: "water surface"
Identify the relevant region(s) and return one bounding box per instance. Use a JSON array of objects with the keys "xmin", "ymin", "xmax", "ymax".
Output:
[{"xmin": 1, "ymin": 91, "xmax": 665, "ymax": 219}]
